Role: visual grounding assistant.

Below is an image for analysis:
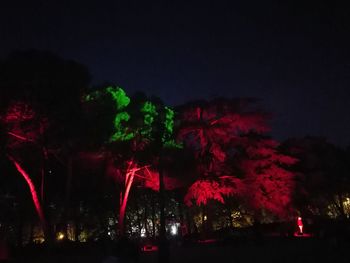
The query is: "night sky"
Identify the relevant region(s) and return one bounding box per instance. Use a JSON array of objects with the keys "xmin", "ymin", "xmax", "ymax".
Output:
[{"xmin": 1, "ymin": 1, "xmax": 350, "ymax": 145}]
